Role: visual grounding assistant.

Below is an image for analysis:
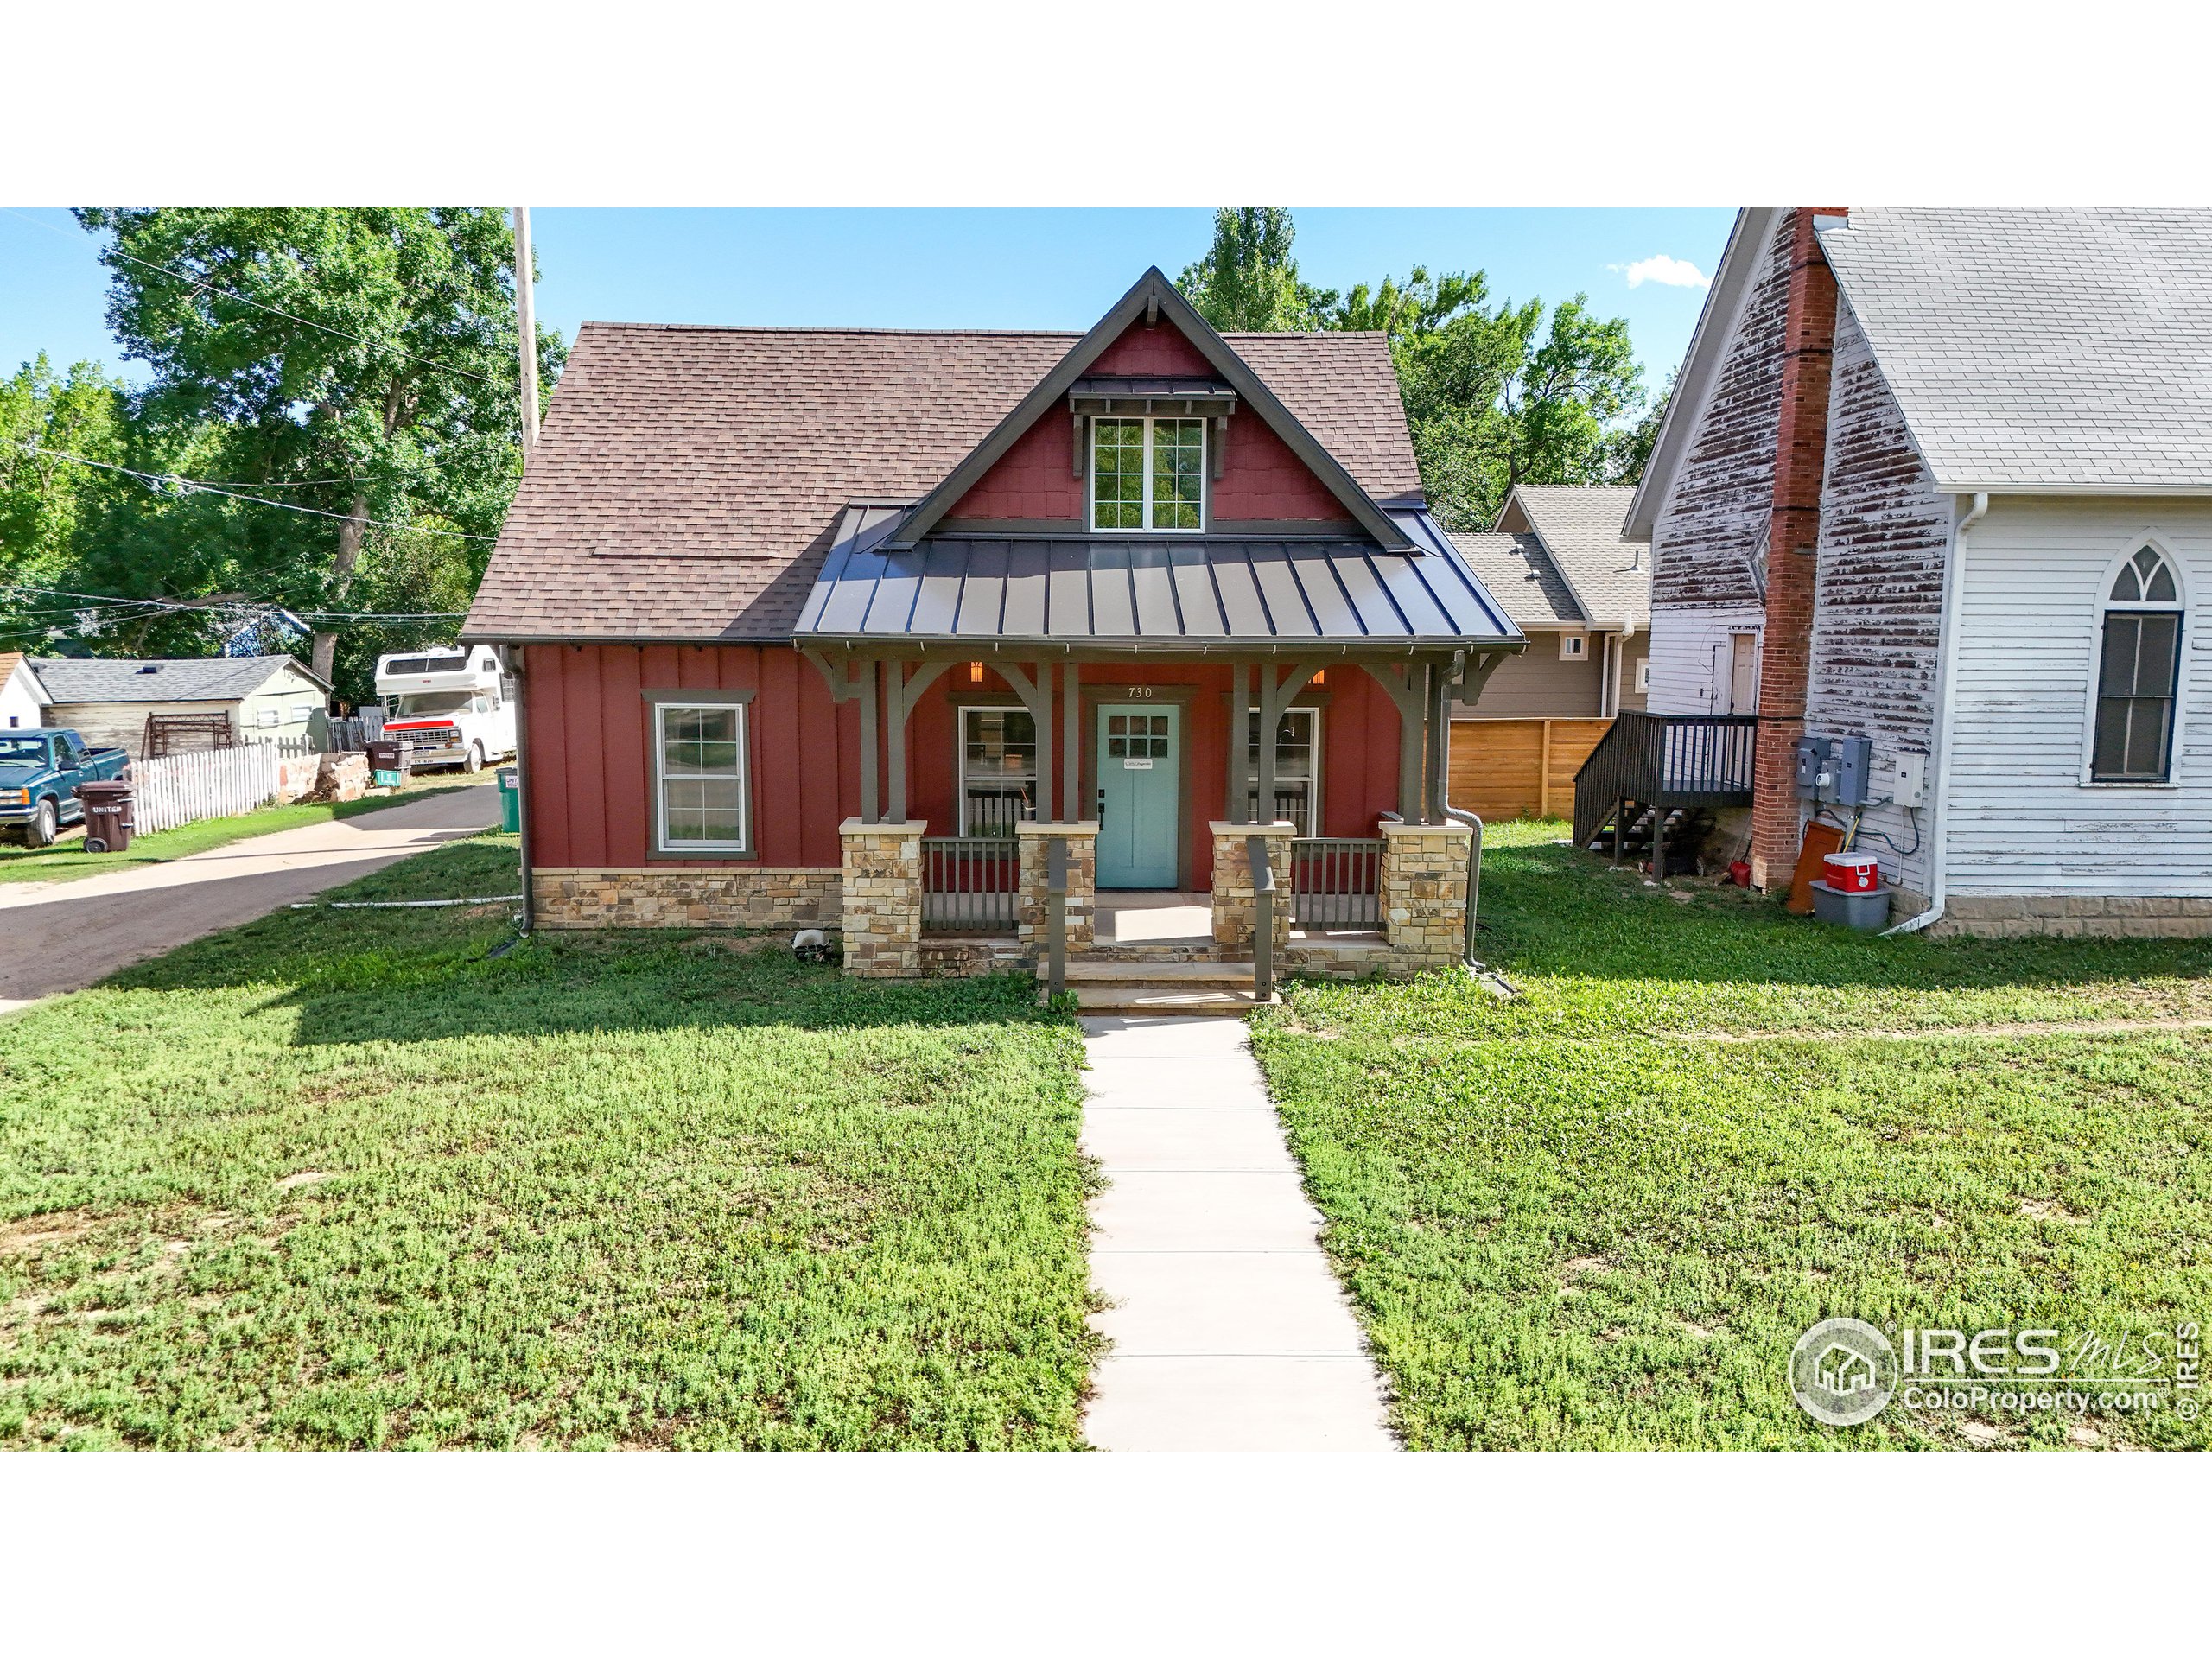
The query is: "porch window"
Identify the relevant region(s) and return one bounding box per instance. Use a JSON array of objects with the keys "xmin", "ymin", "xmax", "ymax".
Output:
[
  {"xmin": 654, "ymin": 702, "xmax": 749, "ymax": 852},
  {"xmin": 960, "ymin": 707, "xmax": 1037, "ymax": 835},
  {"xmin": 1244, "ymin": 708, "xmax": 1319, "ymax": 835},
  {"xmin": 2091, "ymin": 545, "xmax": 2183, "ymax": 783},
  {"xmin": 1090, "ymin": 416, "xmax": 1206, "ymax": 533}
]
